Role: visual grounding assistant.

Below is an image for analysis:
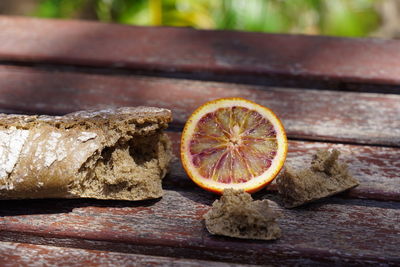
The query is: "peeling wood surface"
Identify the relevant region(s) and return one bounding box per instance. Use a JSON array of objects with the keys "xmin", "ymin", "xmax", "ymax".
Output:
[
  {"xmin": 1, "ymin": 16, "xmax": 400, "ymax": 92},
  {"xmin": 0, "ymin": 16, "xmax": 399, "ymax": 266},
  {"xmin": 0, "ymin": 189, "xmax": 399, "ymax": 266},
  {"xmin": 0, "ymin": 241, "xmax": 254, "ymax": 267},
  {"xmin": 0, "ymin": 66, "xmax": 399, "ymax": 146},
  {"xmin": 166, "ymin": 132, "xmax": 400, "ymax": 202}
]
